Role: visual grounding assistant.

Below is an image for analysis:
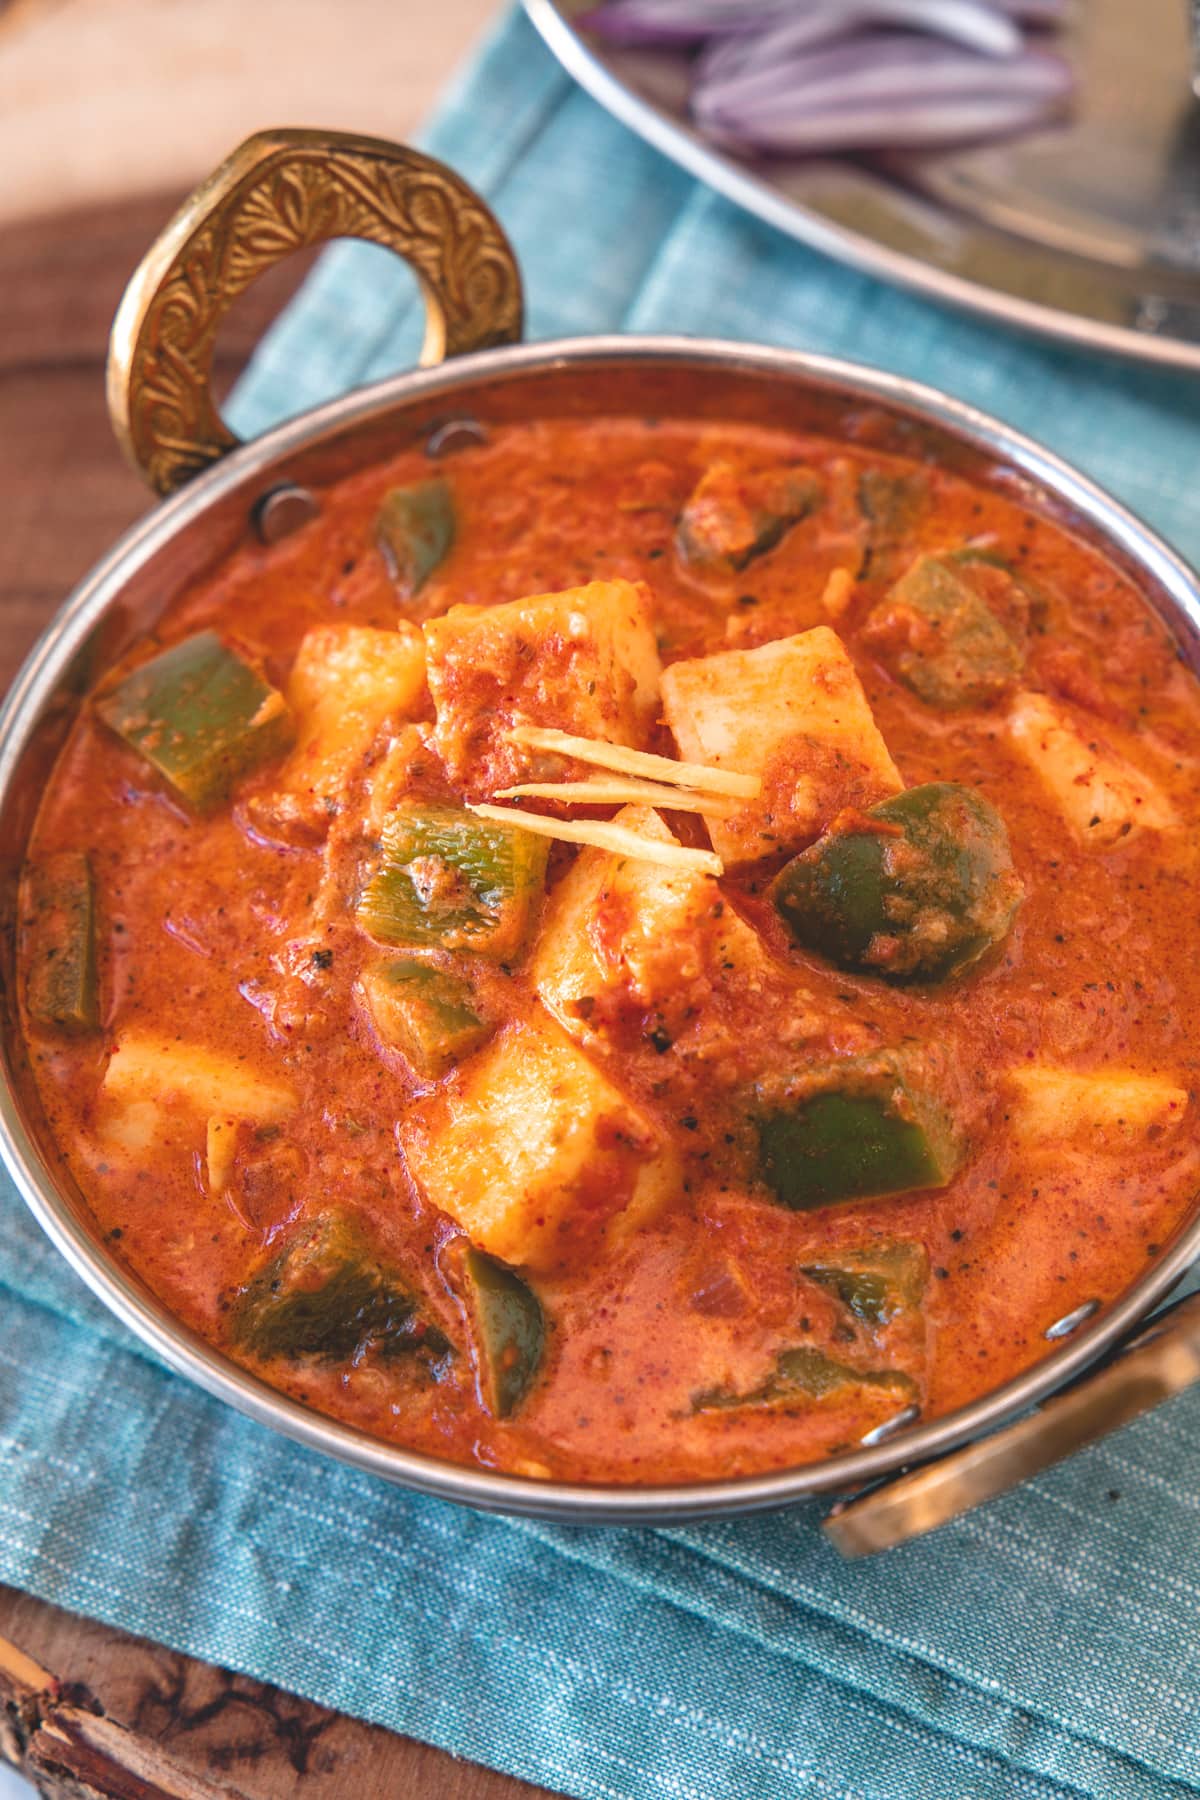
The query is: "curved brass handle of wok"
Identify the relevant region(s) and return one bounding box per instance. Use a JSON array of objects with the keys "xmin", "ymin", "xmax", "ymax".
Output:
[
  {"xmin": 824, "ymin": 1287, "xmax": 1200, "ymax": 1557},
  {"xmin": 107, "ymin": 128, "xmax": 524, "ymax": 497}
]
